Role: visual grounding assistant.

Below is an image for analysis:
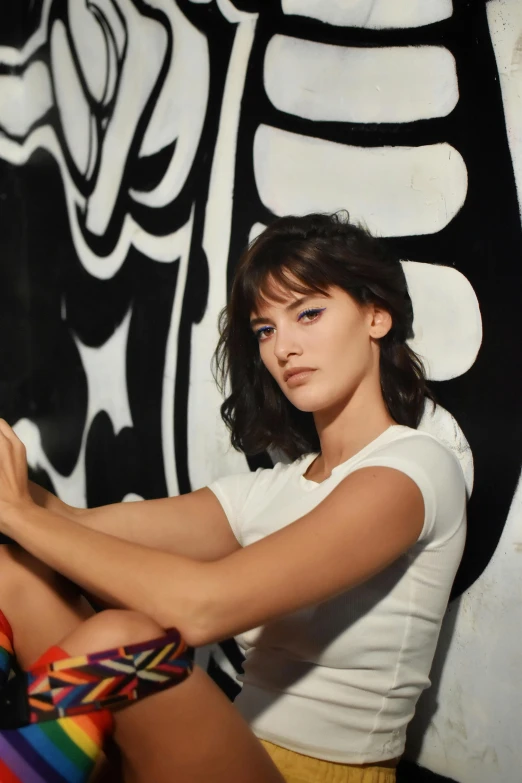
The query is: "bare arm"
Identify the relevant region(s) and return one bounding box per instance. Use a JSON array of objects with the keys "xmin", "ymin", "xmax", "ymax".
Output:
[
  {"xmin": 27, "ymin": 481, "xmax": 240, "ymax": 561},
  {"xmin": 2, "ymin": 420, "xmax": 424, "ymax": 648},
  {"xmin": 7, "ymin": 464, "xmax": 423, "ymax": 647}
]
